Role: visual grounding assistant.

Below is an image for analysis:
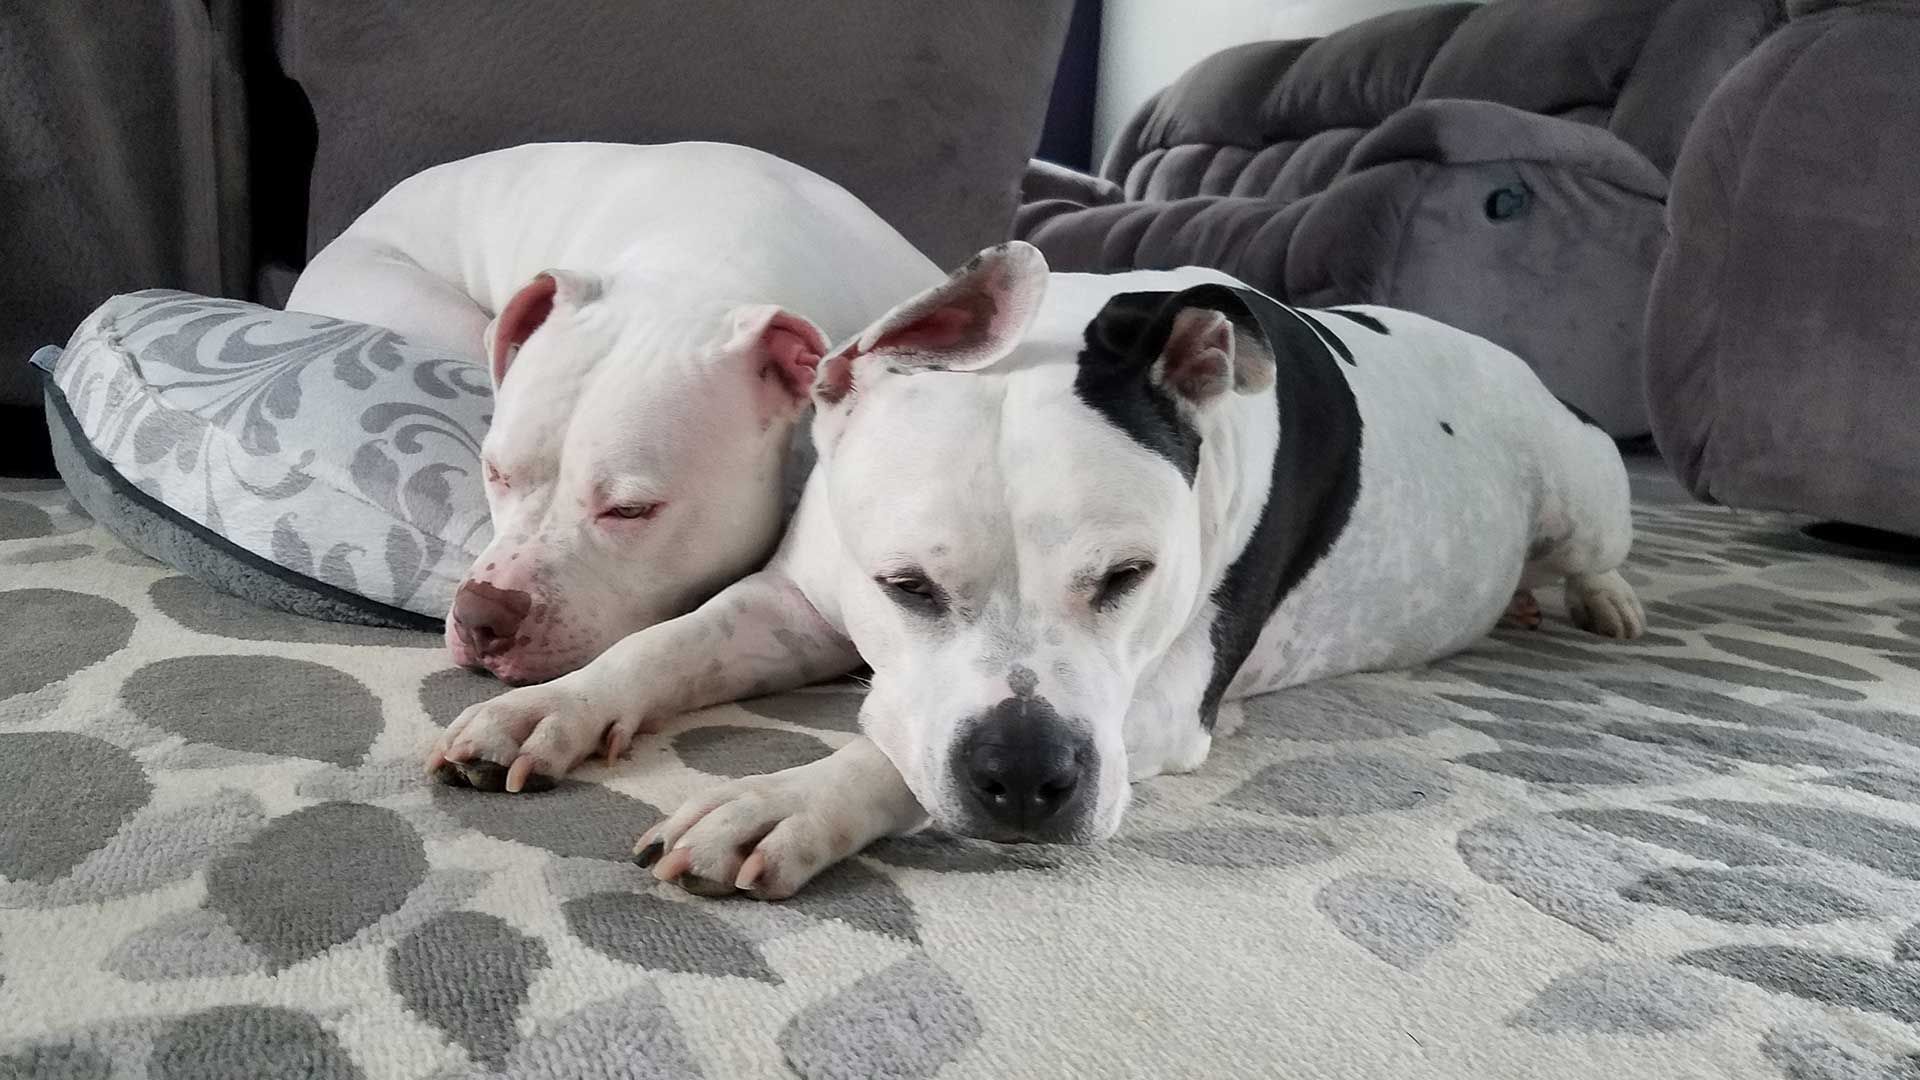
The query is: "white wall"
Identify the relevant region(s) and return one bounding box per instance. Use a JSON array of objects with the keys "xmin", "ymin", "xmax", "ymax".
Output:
[{"xmin": 1093, "ymin": 0, "xmax": 1474, "ymax": 167}]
